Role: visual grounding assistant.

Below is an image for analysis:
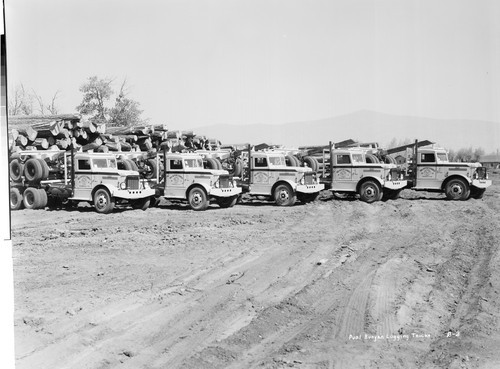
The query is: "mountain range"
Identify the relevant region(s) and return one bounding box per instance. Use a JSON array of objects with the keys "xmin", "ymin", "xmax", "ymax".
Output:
[{"xmin": 192, "ymin": 110, "xmax": 500, "ymax": 153}]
